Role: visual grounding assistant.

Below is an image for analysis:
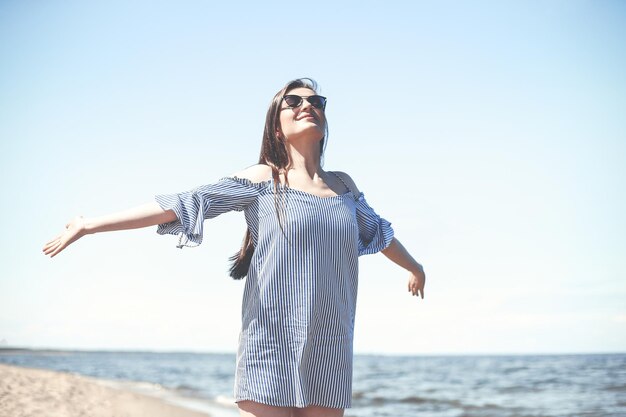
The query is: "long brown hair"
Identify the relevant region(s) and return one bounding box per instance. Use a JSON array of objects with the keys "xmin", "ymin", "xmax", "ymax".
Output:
[{"xmin": 229, "ymin": 78, "xmax": 328, "ymax": 279}]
